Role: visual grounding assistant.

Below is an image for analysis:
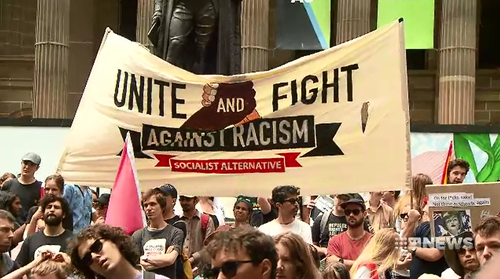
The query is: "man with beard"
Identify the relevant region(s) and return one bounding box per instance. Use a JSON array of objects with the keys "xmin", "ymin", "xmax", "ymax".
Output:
[
  {"xmin": 133, "ymin": 189, "xmax": 183, "ymax": 279},
  {"xmin": 16, "ymin": 195, "xmax": 73, "ymax": 267},
  {"xmin": 258, "ymin": 186, "xmax": 312, "ymax": 244},
  {"xmin": 0, "ymin": 210, "xmax": 19, "ymax": 276},
  {"xmin": 326, "ymin": 198, "xmax": 372, "ymax": 270},
  {"xmin": 447, "ymin": 159, "xmax": 470, "ymax": 184},
  {"xmin": 179, "ymin": 195, "xmax": 215, "ymax": 268}
]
